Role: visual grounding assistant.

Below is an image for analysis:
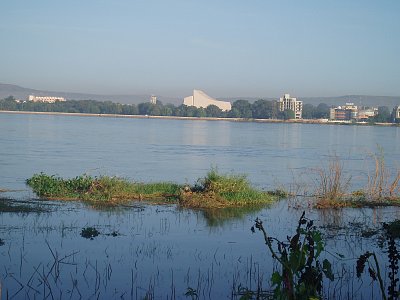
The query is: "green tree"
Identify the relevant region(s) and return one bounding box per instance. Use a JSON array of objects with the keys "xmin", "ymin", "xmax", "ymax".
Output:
[
  {"xmin": 160, "ymin": 104, "xmax": 174, "ymax": 116},
  {"xmin": 194, "ymin": 107, "xmax": 206, "ymax": 118},
  {"xmin": 205, "ymin": 105, "xmax": 223, "ymax": 117},
  {"xmin": 138, "ymin": 102, "xmax": 153, "ymax": 115},
  {"xmin": 278, "ymin": 109, "xmax": 295, "ymax": 120},
  {"xmin": 373, "ymin": 106, "xmax": 391, "ymax": 123},
  {"xmin": 315, "ymin": 103, "xmax": 330, "ymax": 118},
  {"xmin": 121, "ymin": 104, "xmax": 138, "ymax": 115},
  {"xmin": 185, "ymin": 106, "xmax": 199, "ymax": 117},
  {"xmin": 173, "ymin": 104, "xmax": 188, "ymax": 116},
  {"xmin": 252, "ymin": 99, "xmax": 276, "ymax": 119},
  {"xmin": 302, "ymin": 103, "xmax": 315, "ymax": 119},
  {"xmin": 227, "ymin": 108, "xmax": 241, "ymax": 118},
  {"xmin": 148, "ymin": 104, "xmax": 161, "ymax": 116},
  {"xmin": 0, "ymin": 96, "xmax": 17, "ymax": 110},
  {"xmin": 231, "ymin": 99, "xmax": 252, "ymax": 118}
]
